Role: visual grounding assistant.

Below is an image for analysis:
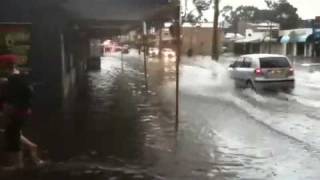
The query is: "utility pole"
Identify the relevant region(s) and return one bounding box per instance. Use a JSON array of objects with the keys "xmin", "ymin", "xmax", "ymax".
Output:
[
  {"xmin": 158, "ymin": 23, "xmax": 165, "ymax": 76},
  {"xmin": 120, "ymin": 30, "xmax": 124, "ymax": 72},
  {"xmin": 312, "ymin": 19, "xmax": 315, "ymax": 57},
  {"xmin": 175, "ymin": 22, "xmax": 181, "ymax": 133},
  {"xmin": 268, "ymin": 21, "xmax": 272, "ymax": 54},
  {"xmin": 121, "ymin": 51, "xmax": 124, "ymax": 71},
  {"xmin": 169, "ymin": 5, "xmax": 181, "ymax": 133},
  {"xmin": 159, "ymin": 26, "xmax": 163, "ymax": 59},
  {"xmin": 143, "ymin": 21, "xmax": 149, "ymax": 91},
  {"xmin": 212, "ymin": 0, "xmax": 220, "ymax": 61}
]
